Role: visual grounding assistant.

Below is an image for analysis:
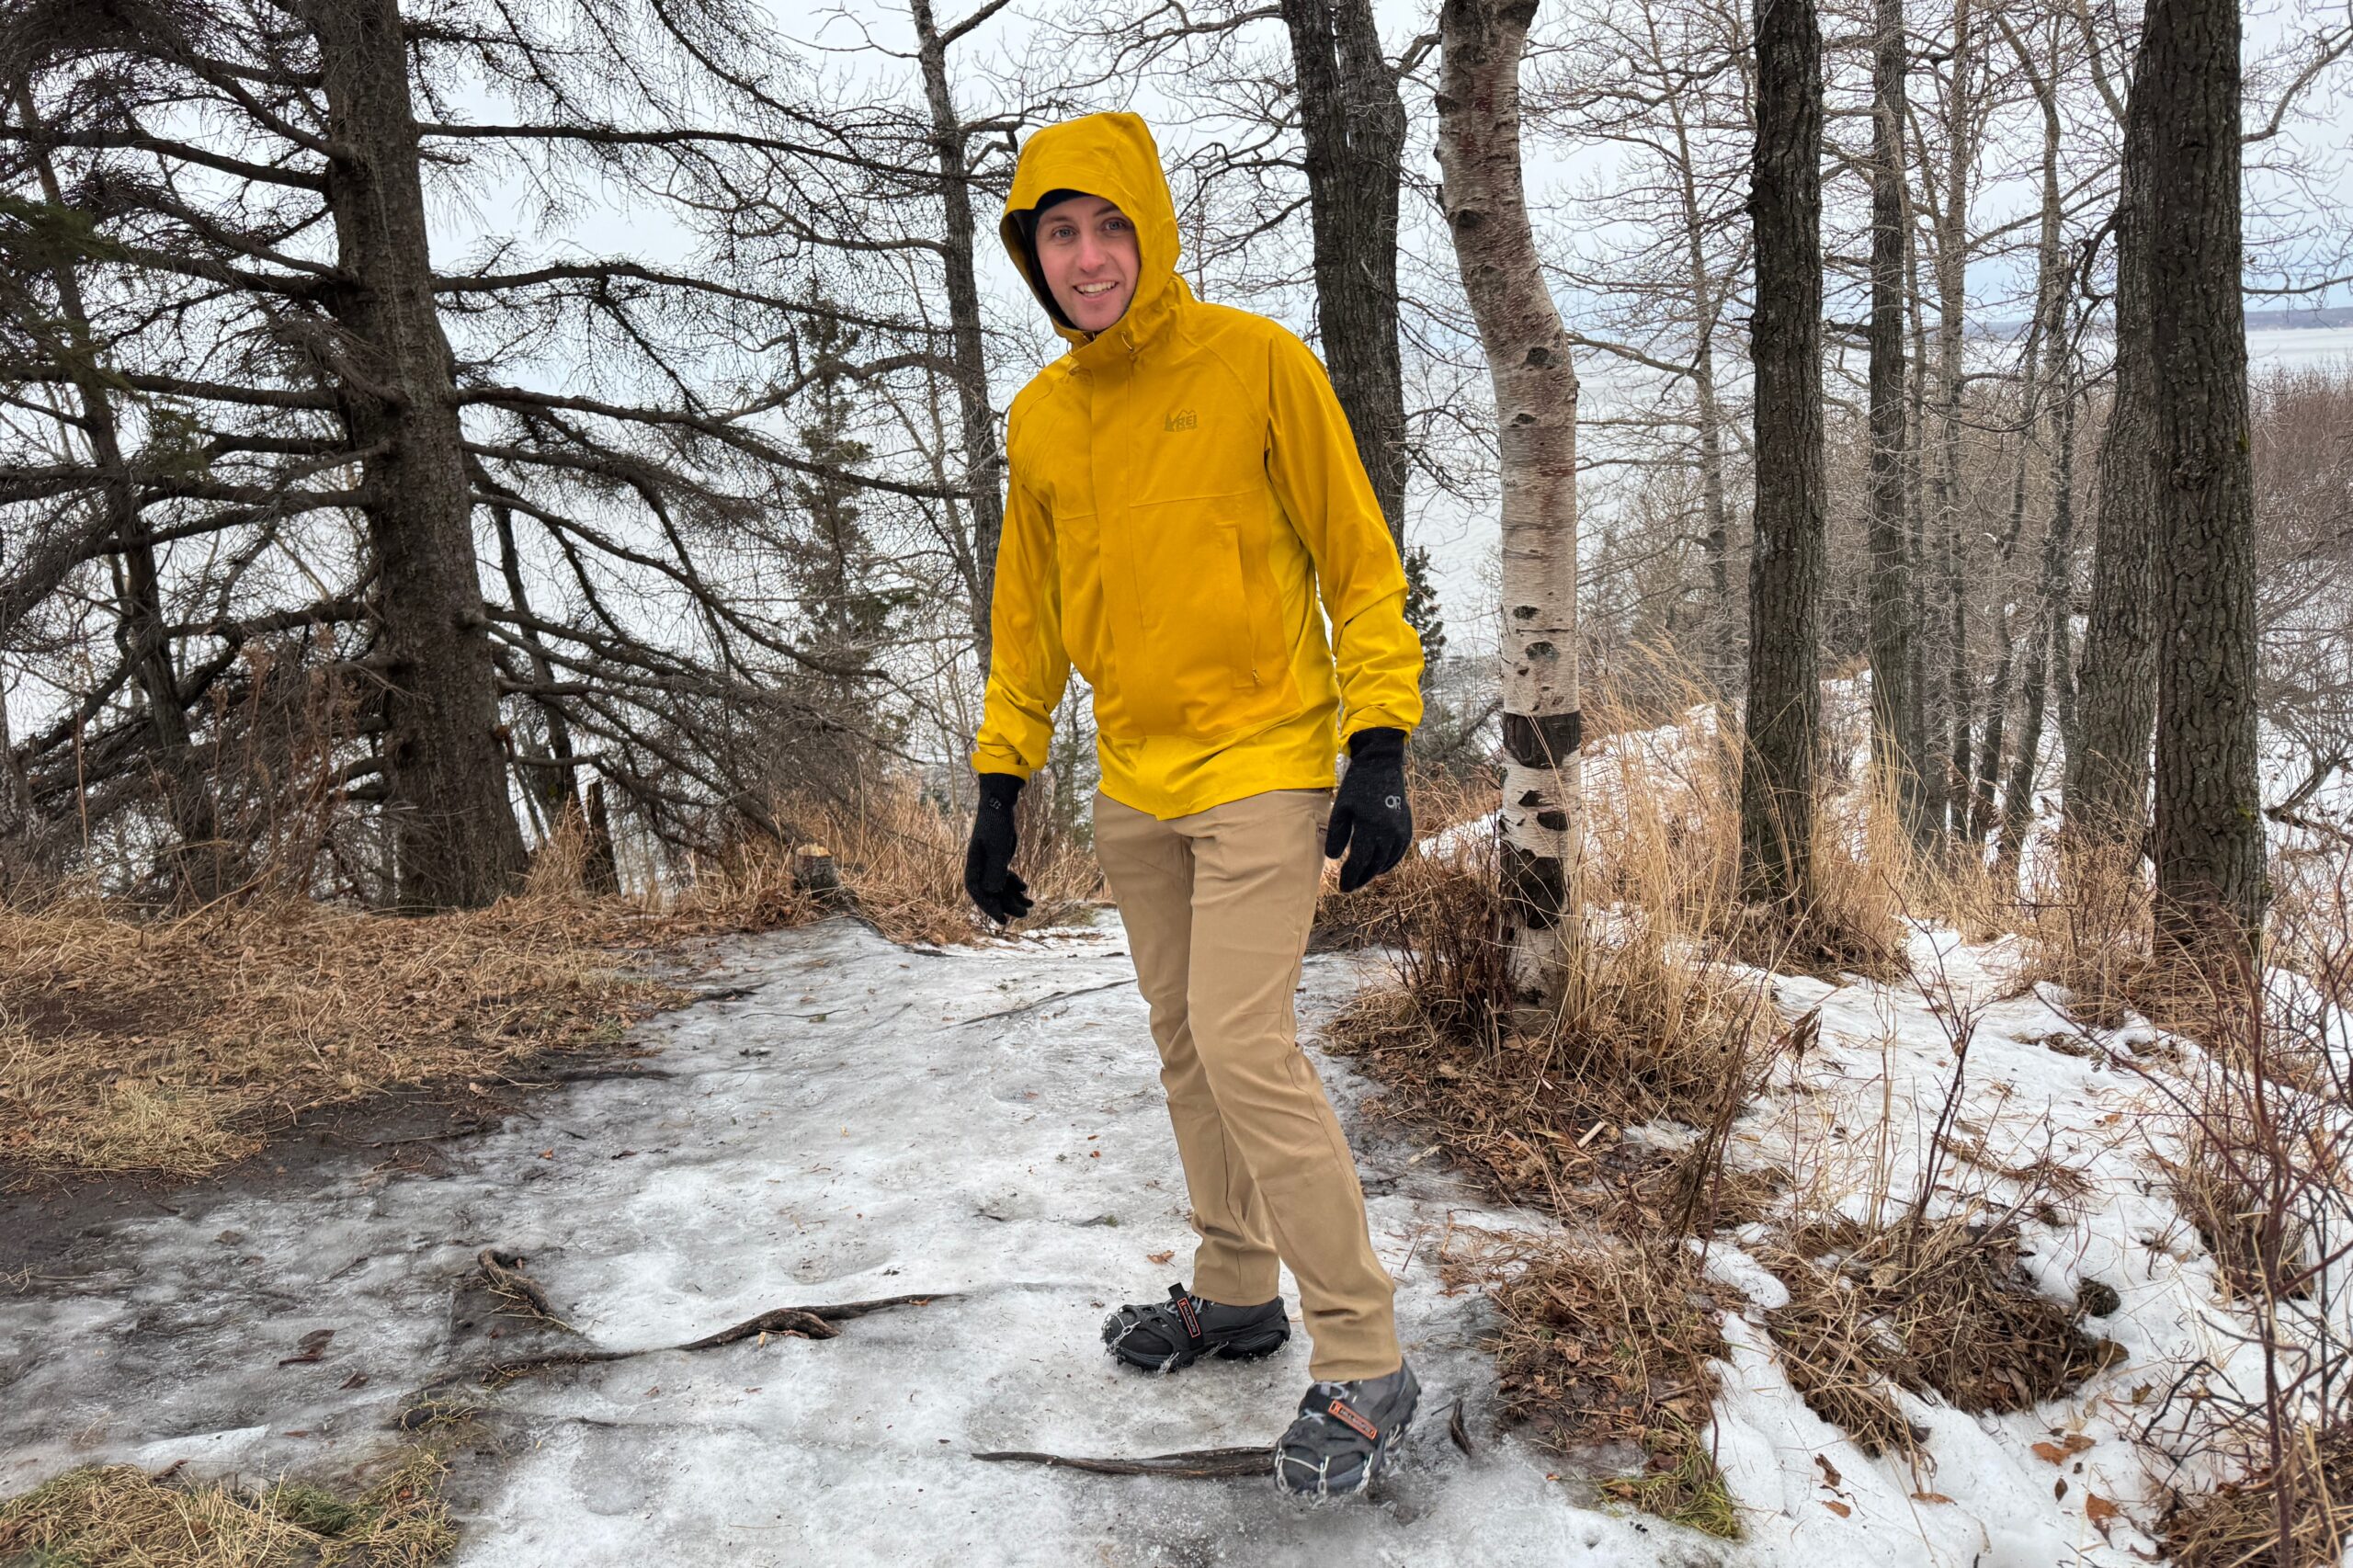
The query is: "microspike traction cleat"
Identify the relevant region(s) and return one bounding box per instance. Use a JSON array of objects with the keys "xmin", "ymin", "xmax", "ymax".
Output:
[
  {"xmin": 1273, "ymin": 1359, "xmax": 1420, "ymax": 1499},
  {"xmin": 1100, "ymin": 1281, "xmax": 1290, "ymax": 1372}
]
